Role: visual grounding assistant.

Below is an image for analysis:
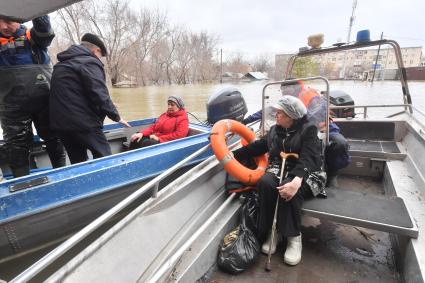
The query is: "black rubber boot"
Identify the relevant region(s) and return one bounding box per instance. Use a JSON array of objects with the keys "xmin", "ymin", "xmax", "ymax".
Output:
[
  {"xmin": 8, "ymin": 146, "xmax": 30, "ymax": 178},
  {"xmin": 11, "ymin": 165, "xmax": 30, "ymax": 178},
  {"xmin": 45, "ymin": 138, "xmax": 66, "ymax": 168}
]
